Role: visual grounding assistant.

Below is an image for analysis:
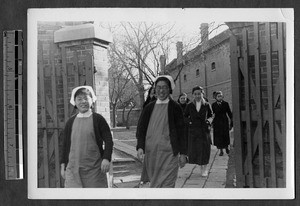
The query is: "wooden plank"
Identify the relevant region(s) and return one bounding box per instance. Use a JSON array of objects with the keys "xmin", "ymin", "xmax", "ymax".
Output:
[
  {"xmin": 61, "ymin": 46, "xmax": 69, "ymax": 122},
  {"xmin": 278, "ymin": 22, "xmax": 286, "ymax": 186},
  {"xmin": 242, "ymin": 28, "xmax": 254, "ymax": 187},
  {"xmin": 229, "ymin": 35, "xmax": 245, "ymax": 188},
  {"xmin": 238, "ymin": 64, "xmax": 257, "ymax": 108},
  {"xmin": 265, "ymin": 22, "xmax": 277, "ymax": 187},
  {"xmin": 45, "ymin": 95, "xmax": 54, "ymax": 121},
  {"xmin": 38, "ymin": 121, "xmax": 65, "ymax": 129},
  {"xmin": 50, "ymin": 42, "xmax": 61, "ymax": 187},
  {"xmin": 241, "ymin": 109, "xmax": 282, "ymax": 122},
  {"xmin": 254, "ymin": 22, "xmax": 266, "ymax": 187},
  {"xmin": 38, "ymin": 41, "xmax": 49, "ymax": 187},
  {"xmin": 248, "ymin": 35, "xmax": 279, "ymax": 55}
]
